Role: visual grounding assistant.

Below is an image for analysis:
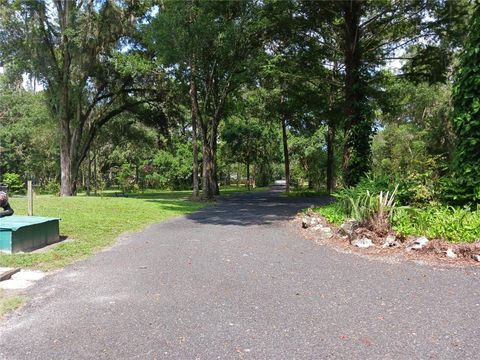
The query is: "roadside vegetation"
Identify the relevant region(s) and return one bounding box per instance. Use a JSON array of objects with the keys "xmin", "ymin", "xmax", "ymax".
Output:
[{"xmin": 315, "ymin": 176, "xmax": 480, "ymax": 243}]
